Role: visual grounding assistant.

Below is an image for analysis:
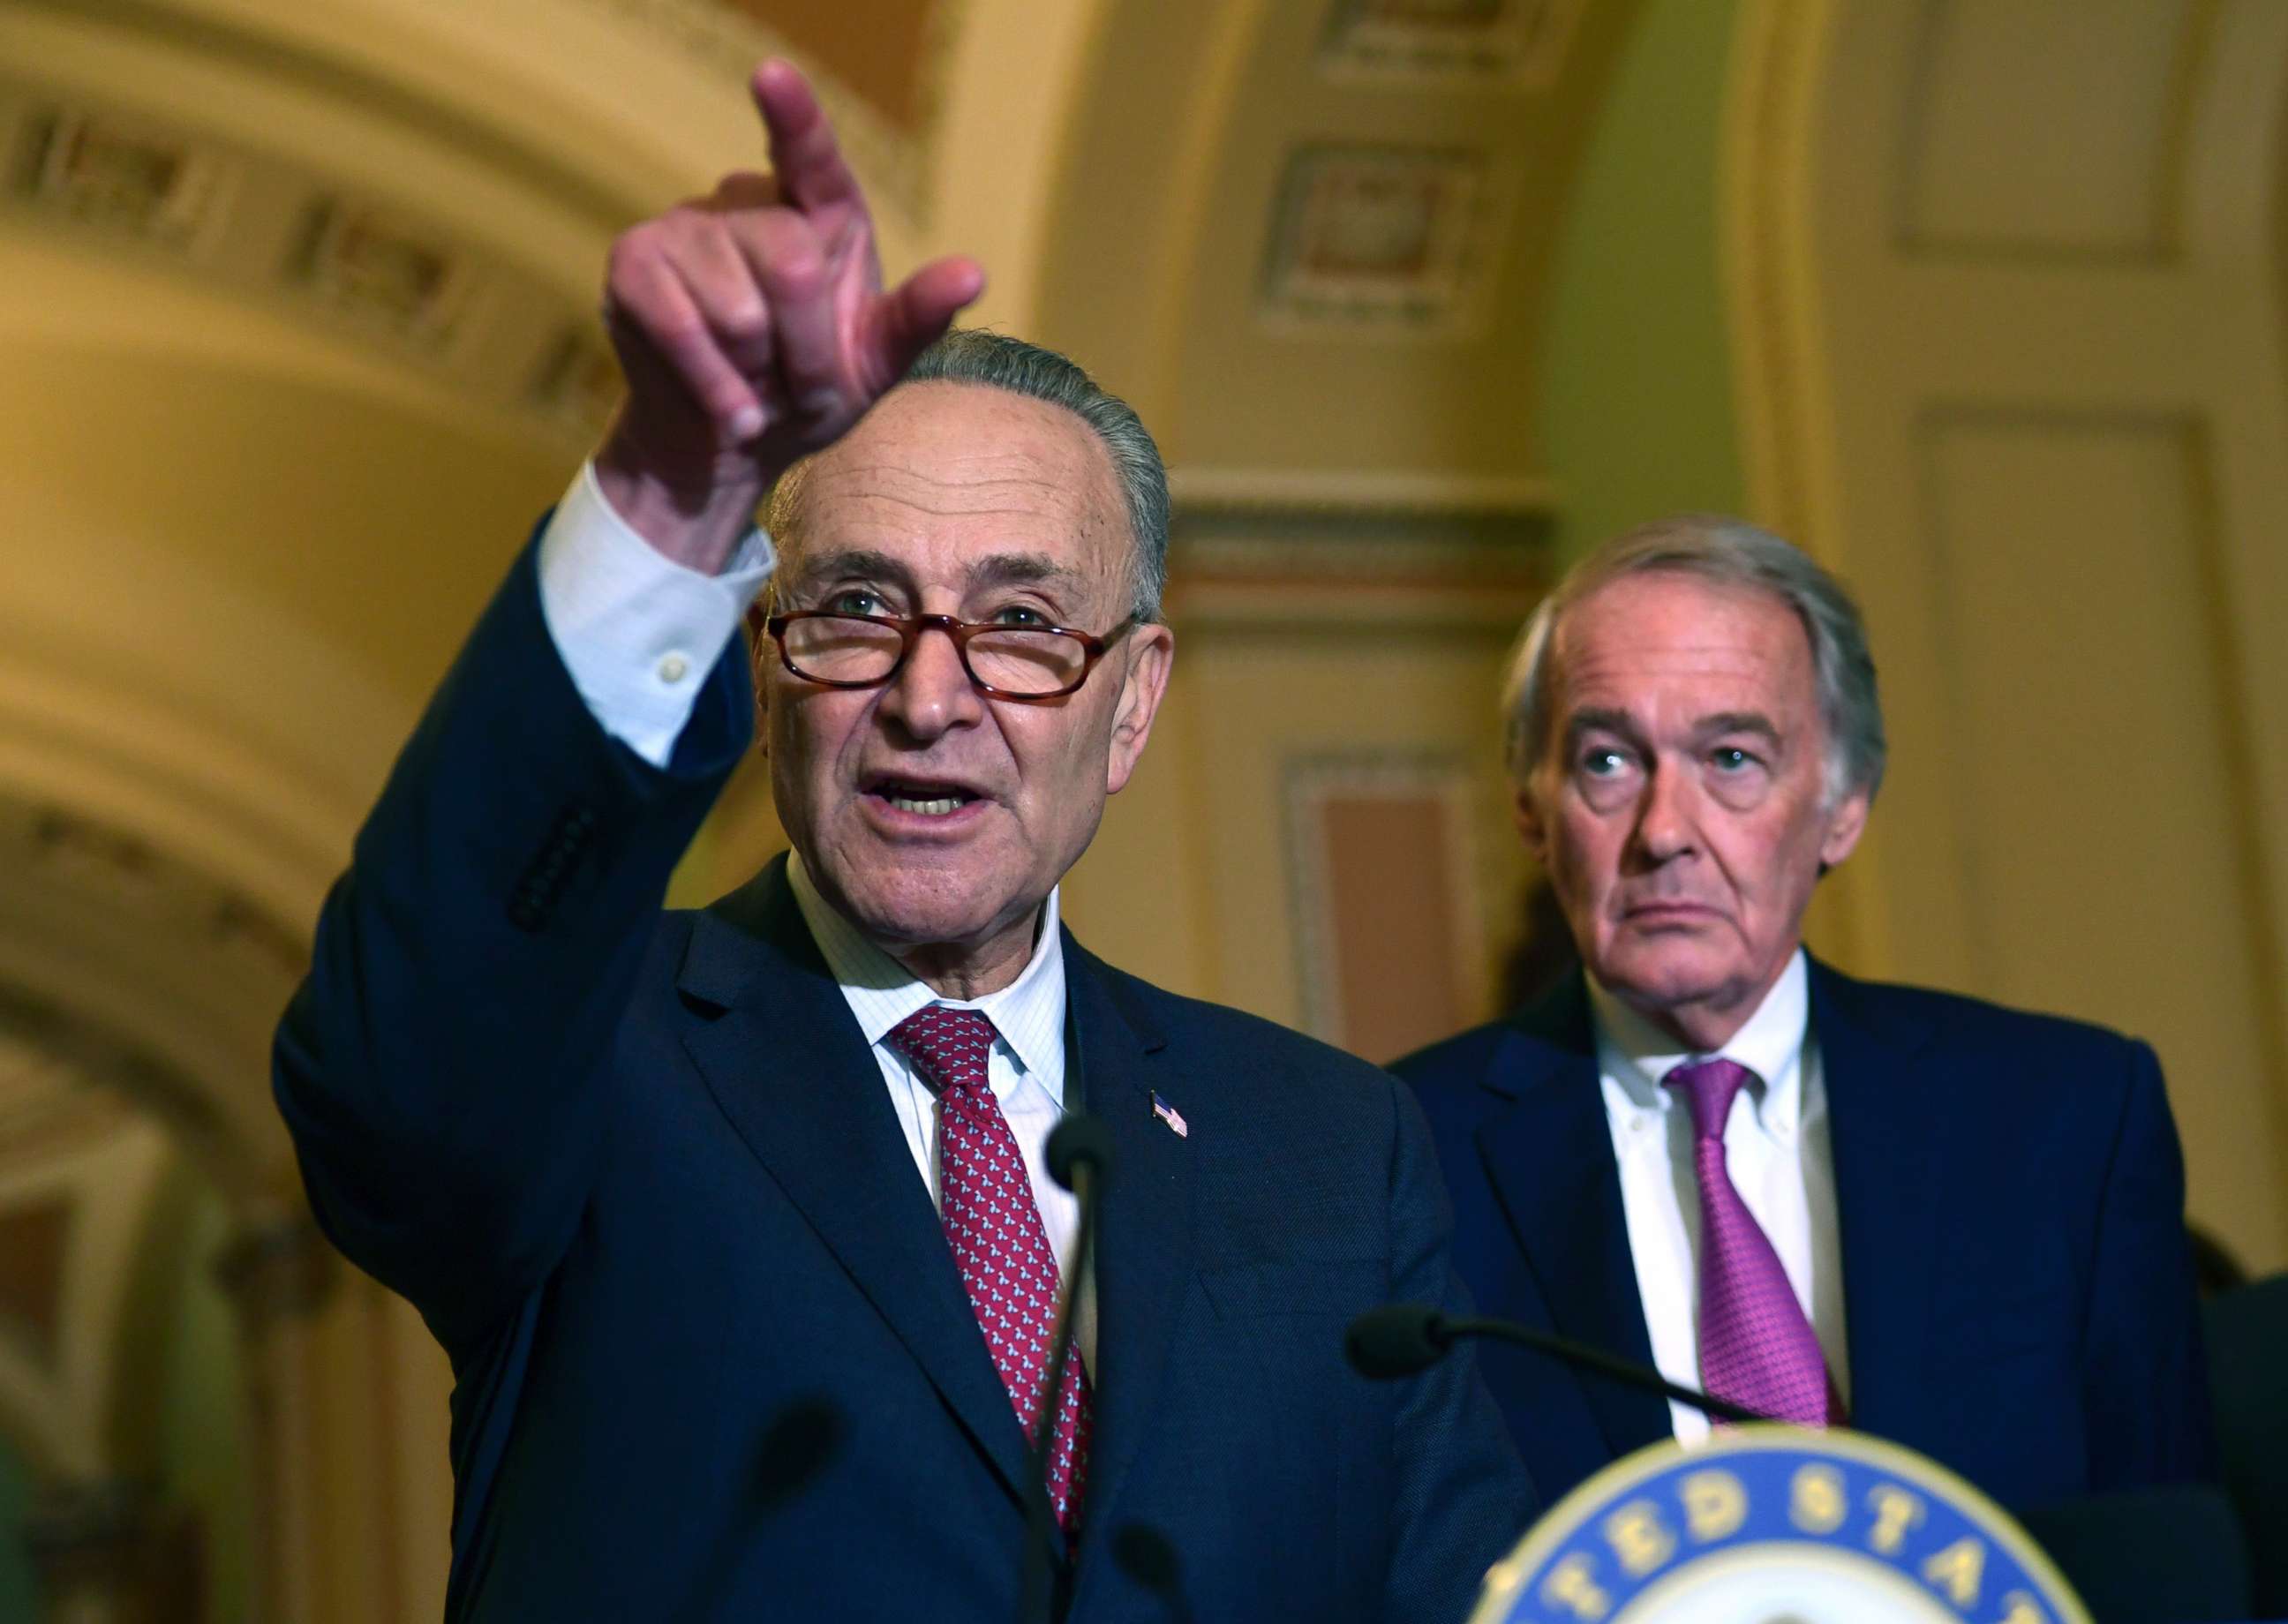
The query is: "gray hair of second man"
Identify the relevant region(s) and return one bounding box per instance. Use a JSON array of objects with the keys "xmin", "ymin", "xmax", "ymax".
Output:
[
  {"xmin": 759, "ymin": 328, "xmax": 1170, "ymax": 623},
  {"xmin": 1501, "ymin": 515, "xmax": 1886, "ymax": 808}
]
